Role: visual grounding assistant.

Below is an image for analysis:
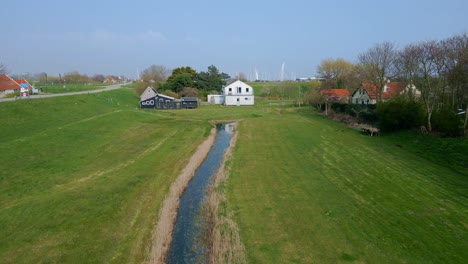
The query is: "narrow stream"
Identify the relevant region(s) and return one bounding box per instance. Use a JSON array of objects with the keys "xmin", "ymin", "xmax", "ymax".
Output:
[{"xmin": 166, "ymin": 123, "xmax": 234, "ymax": 264}]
